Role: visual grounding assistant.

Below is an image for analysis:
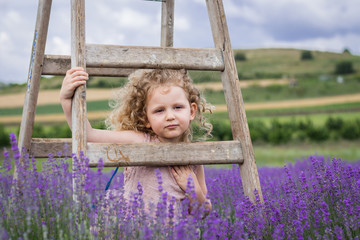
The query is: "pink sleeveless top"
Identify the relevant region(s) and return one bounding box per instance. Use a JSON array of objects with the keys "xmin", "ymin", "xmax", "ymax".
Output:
[{"xmin": 123, "ymin": 134, "xmax": 200, "ymax": 206}]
